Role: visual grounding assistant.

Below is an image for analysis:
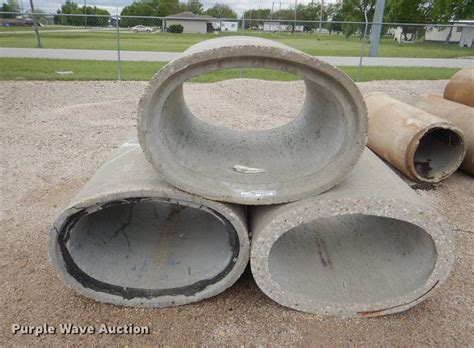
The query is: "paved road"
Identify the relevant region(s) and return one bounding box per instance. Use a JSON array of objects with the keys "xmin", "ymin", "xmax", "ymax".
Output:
[{"xmin": 1, "ymin": 47, "xmax": 473, "ymax": 67}]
